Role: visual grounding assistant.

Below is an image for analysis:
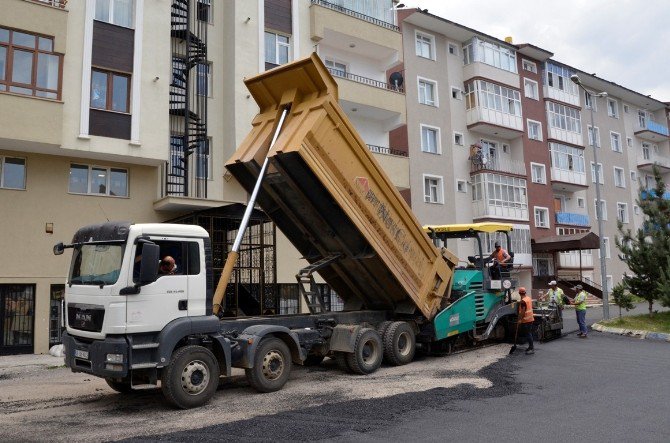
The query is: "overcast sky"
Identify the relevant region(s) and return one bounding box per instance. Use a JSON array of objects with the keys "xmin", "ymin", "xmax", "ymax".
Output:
[{"xmin": 406, "ymin": 0, "xmax": 670, "ymax": 102}]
